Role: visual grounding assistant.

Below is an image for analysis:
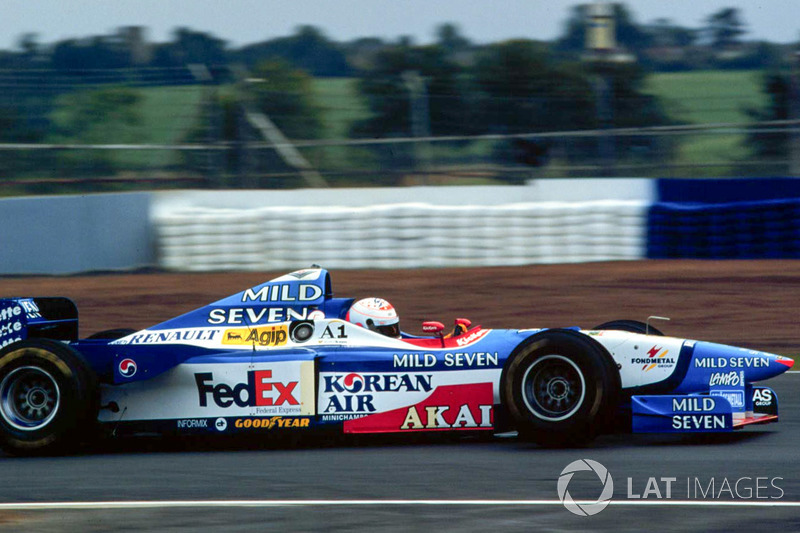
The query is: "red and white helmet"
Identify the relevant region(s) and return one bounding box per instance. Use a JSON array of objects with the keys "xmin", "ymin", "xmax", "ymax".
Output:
[{"xmin": 346, "ymin": 298, "xmax": 400, "ymax": 338}]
